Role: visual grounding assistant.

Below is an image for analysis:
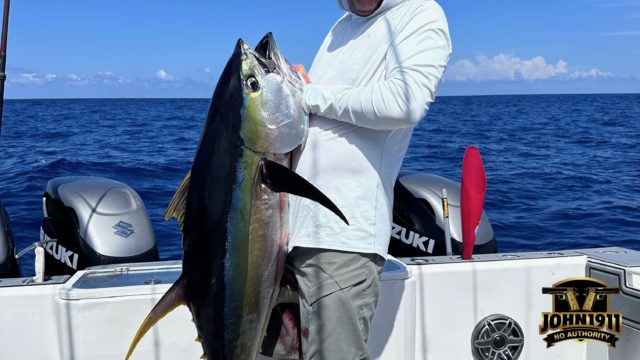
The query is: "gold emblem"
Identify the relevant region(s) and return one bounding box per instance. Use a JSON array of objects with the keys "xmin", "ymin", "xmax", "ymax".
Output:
[{"xmin": 539, "ymin": 277, "xmax": 622, "ymax": 348}]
